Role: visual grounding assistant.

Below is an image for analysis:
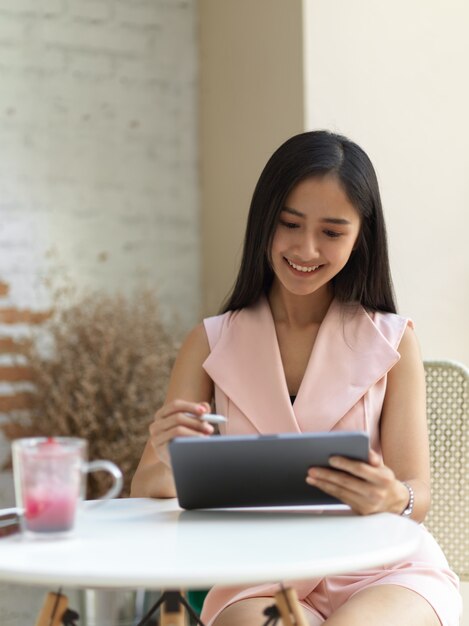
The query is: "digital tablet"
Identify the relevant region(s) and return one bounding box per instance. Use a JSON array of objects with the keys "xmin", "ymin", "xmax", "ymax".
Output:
[{"xmin": 169, "ymin": 431, "xmax": 369, "ymax": 510}]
